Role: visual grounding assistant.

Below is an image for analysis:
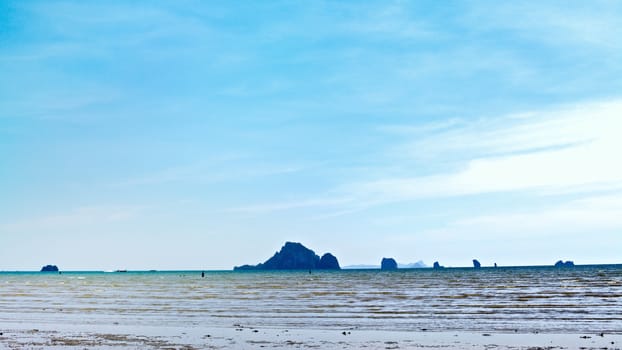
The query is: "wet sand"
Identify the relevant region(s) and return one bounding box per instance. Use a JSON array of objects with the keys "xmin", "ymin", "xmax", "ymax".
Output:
[{"xmin": 1, "ymin": 323, "xmax": 620, "ymax": 349}]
